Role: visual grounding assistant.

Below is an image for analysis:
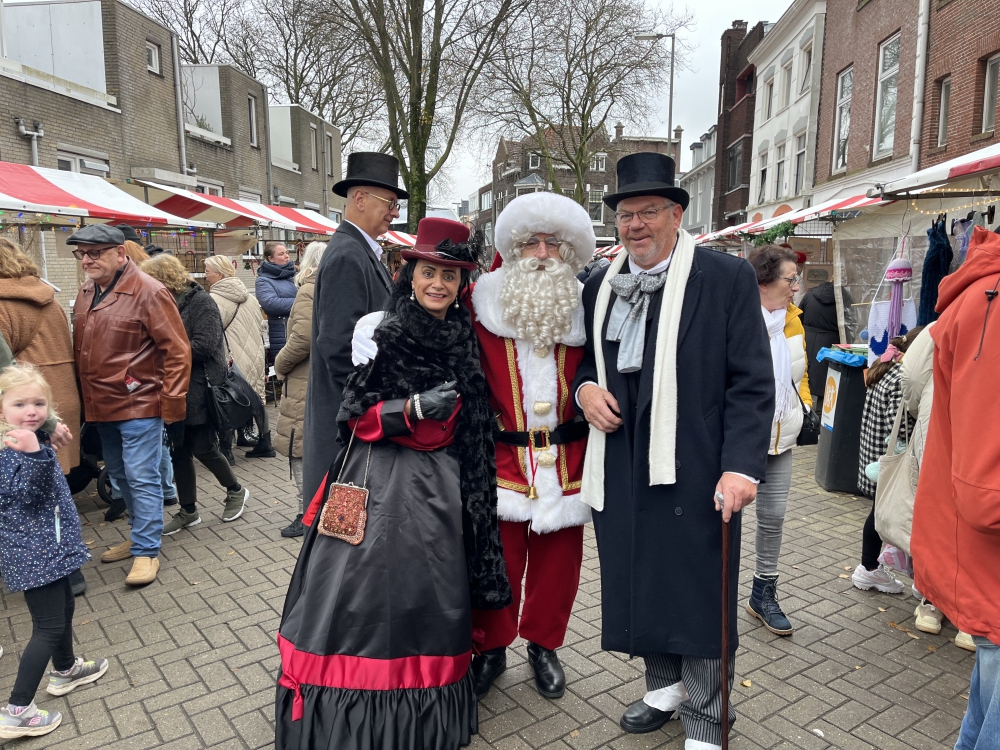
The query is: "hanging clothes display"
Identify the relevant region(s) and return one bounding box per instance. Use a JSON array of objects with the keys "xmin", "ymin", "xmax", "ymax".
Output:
[{"xmin": 918, "ymin": 220, "xmax": 953, "ymax": 326}]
